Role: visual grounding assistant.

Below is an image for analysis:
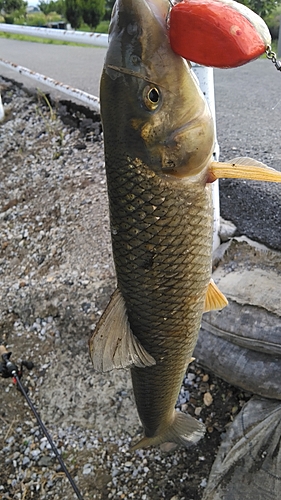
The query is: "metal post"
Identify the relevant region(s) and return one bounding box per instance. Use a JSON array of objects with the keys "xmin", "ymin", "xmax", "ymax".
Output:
[
  {"xmin": 0, "ymin": 93, "xmax": 4, "ymax": 122},
  {"xmin": 192, "ymin": 65, "xmax": 220, "ymax": 251}
]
